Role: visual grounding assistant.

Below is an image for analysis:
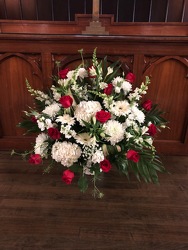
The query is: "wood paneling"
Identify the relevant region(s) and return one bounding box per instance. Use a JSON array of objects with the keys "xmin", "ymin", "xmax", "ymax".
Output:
[
  {"xmin": 0, "ymin": 20, "xmax": 187, "ymax": 155},
  {"xmin": 143, "ymin": 56, "xmax": 188, "ymax": 154},
  {"xmin": 0, "ymin": 53, "xmax": 43, "ymax": 149}
]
